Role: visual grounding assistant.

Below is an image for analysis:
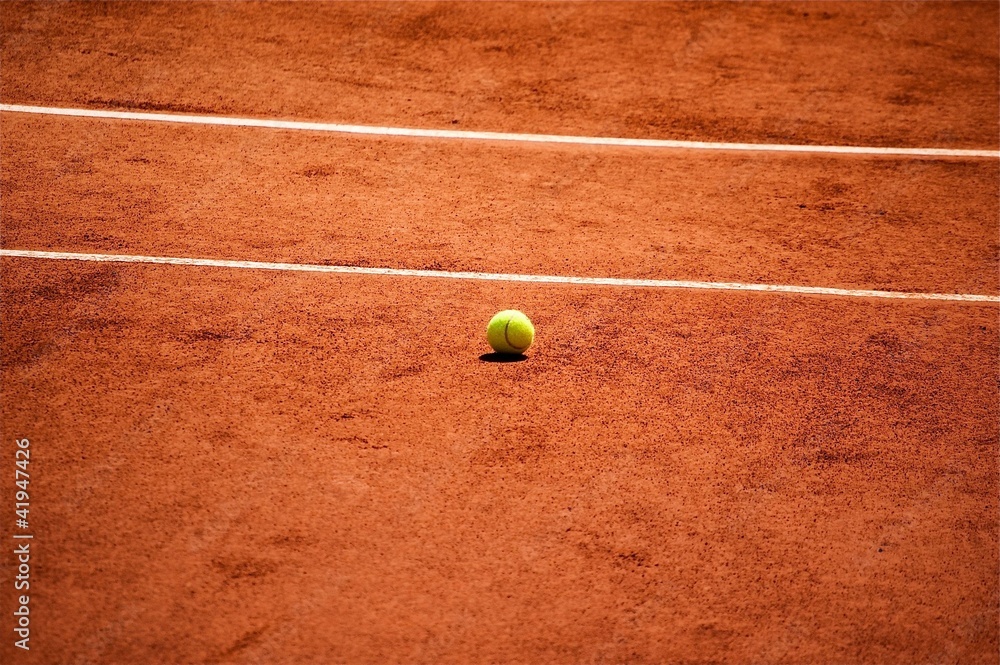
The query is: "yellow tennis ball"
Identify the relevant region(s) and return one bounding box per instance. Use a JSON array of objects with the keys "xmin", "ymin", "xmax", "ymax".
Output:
[{"xmin": 486, "ymin": 310, "xmax": 535, "ymax": 354}]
